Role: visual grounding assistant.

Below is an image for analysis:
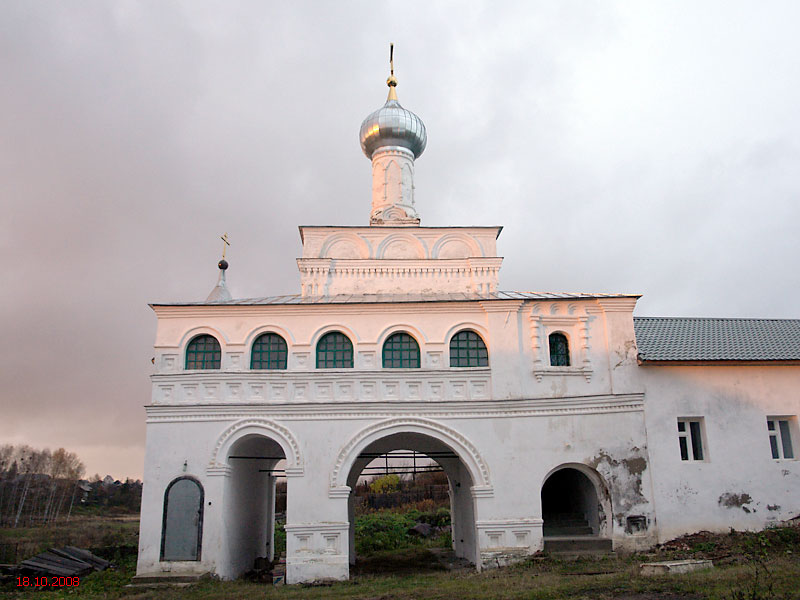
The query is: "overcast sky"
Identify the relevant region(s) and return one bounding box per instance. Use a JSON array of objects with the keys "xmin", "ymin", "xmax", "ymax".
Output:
[{"xmin": 2, "ymin": 1, "xmax": 799, "ymax": 480}]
